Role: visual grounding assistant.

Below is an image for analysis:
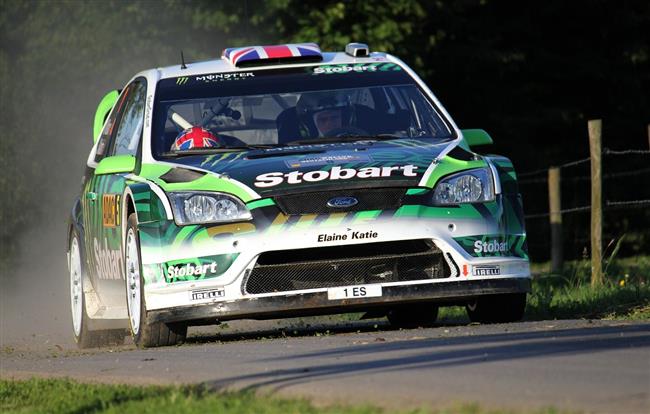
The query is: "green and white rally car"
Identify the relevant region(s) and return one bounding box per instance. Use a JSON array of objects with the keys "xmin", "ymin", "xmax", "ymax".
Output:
[{"xmin": 67, "ymin": 42, "xmax": 530, "ymax": 348}]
